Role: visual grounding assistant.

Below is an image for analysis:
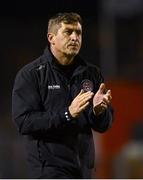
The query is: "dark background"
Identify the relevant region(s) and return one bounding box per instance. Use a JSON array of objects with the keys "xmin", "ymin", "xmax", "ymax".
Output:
[{"xmin": 0, "ymin": 0, "xmax": 143, "ymax": 178}]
